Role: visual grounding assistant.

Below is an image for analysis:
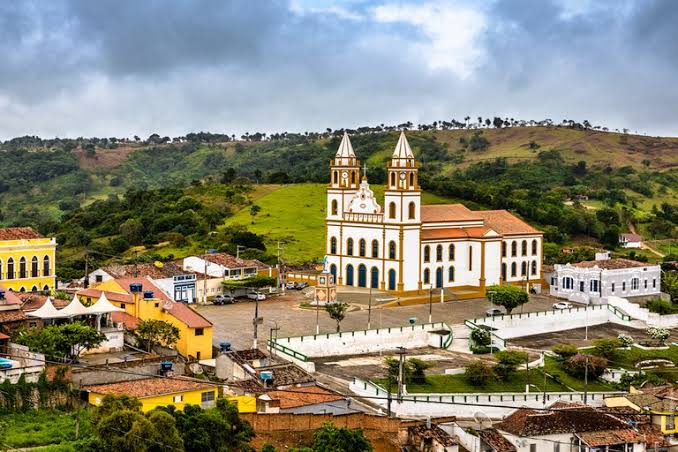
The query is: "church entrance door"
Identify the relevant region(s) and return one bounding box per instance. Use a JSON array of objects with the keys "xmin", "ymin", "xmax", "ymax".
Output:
[
  {"xmin": 358, "ymin": 264, "xmax": 367, "ymax": 287},
  {"xmin": 370, "ymin": 267, "xmax": 379, "ymax": 288},
  {"xmin": 346, "ymin": 265, "xmax": 354, "ymax": 286},
  {"xmin": 388, "ymin": 270, "xmax": 396, "ymax": 290},
  {"xmin": 435, "ymin": 267, "xmax": 443, "ymax": 288}
]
